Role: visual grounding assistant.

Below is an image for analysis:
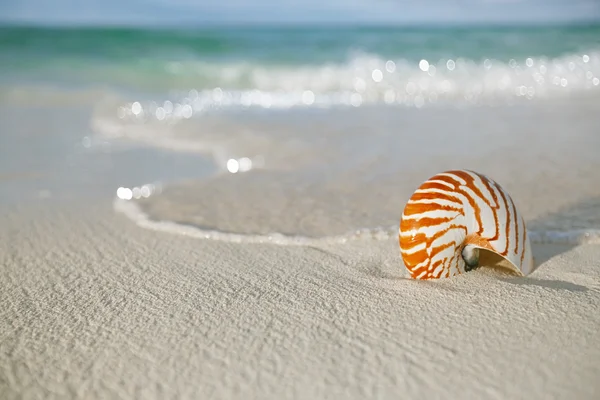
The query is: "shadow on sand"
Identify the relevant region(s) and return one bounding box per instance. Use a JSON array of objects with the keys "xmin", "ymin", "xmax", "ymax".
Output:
[{"xmin": 497, "ymin": 276, "xmax": 588, "ymax": 292}]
